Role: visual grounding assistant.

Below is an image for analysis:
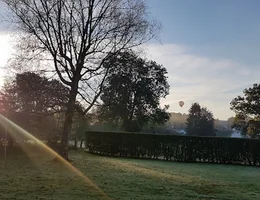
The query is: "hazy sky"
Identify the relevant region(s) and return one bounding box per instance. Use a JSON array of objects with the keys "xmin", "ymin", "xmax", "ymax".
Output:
[
  {"xmin": 144, "ymin": 0, "xmax": 260, "ymax": 119},
  {"xmin": 0, "ymin": 0, "xmax": 260, "ymax": 120}
]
